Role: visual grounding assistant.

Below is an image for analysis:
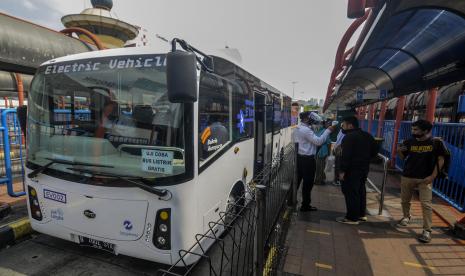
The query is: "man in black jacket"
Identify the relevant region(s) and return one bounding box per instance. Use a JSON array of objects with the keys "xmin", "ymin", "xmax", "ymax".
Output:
[{"xmin": 336, "ymin": 116, "xmax": 378, "ymax": 225}]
